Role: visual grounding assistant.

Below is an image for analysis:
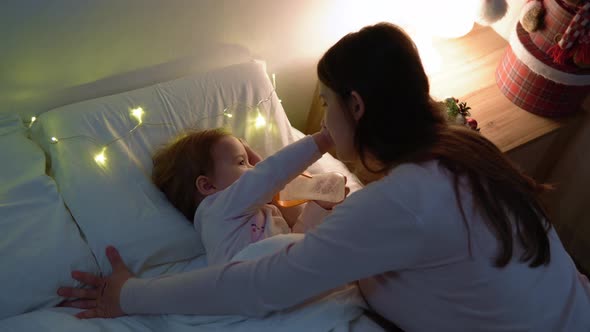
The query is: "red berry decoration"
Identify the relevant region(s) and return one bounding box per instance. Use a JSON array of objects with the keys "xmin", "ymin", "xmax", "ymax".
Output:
[{"xmin": 467, "ymin": 118, "xmax": 480, "ymax": 132}]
